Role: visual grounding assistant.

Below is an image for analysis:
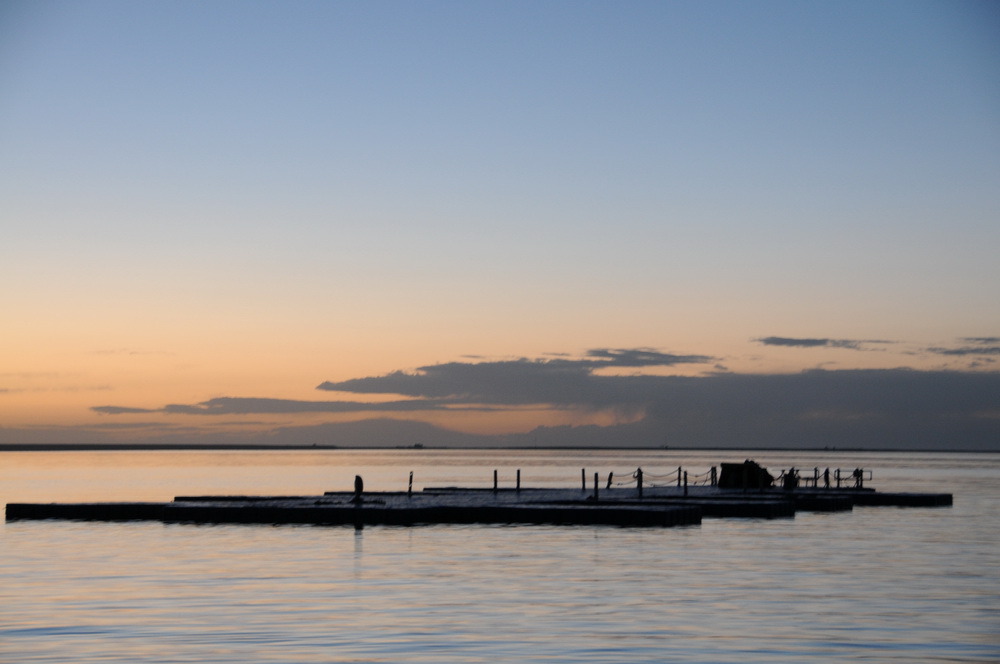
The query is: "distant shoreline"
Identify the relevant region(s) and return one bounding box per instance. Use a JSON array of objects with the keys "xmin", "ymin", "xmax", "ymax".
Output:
[{"xmin": 0, "ymin": 443, "xmax": 994, "ymax": 453}]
